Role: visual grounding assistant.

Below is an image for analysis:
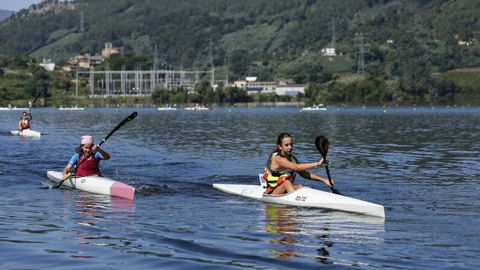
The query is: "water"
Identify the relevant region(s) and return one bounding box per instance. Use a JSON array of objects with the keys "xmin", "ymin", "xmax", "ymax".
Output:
[{"xmin": 1, "ymin": 106, "xmax": 479, "ymax": 269}]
